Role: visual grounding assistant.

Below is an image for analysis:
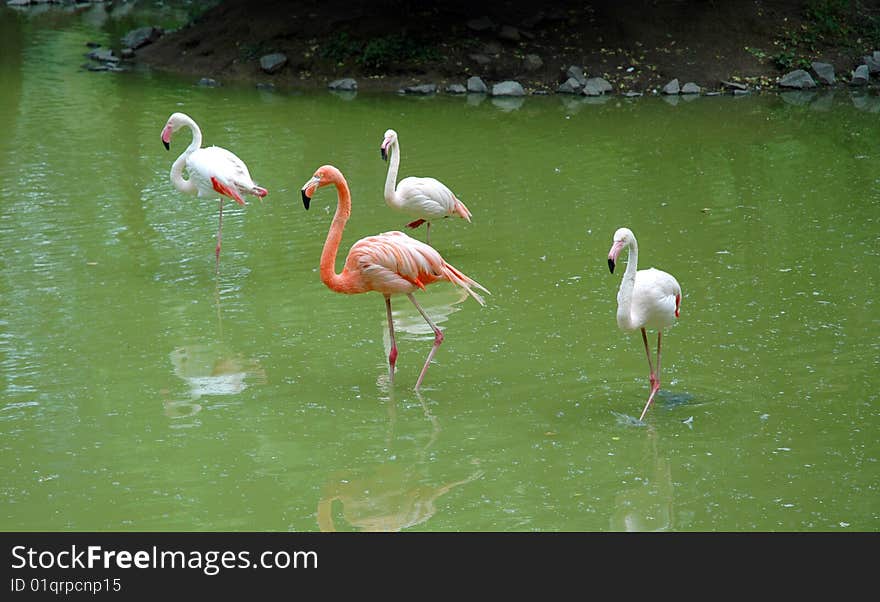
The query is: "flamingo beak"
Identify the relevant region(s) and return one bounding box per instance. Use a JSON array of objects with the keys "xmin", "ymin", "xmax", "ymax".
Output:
[
  {"xmin": 161, "ymin": 125, "xmax": 172, "ymax": 150},
  {"xmin": 608, "ymin": 241, "xmax": 624, "ymax": 273},
  {"xmin": 380, "ymin": 138, "xmax": 390, "ymax": 161},
  {"xmin": 301, "ymin": 176, "xmax": 320, "ymax": 210}
]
